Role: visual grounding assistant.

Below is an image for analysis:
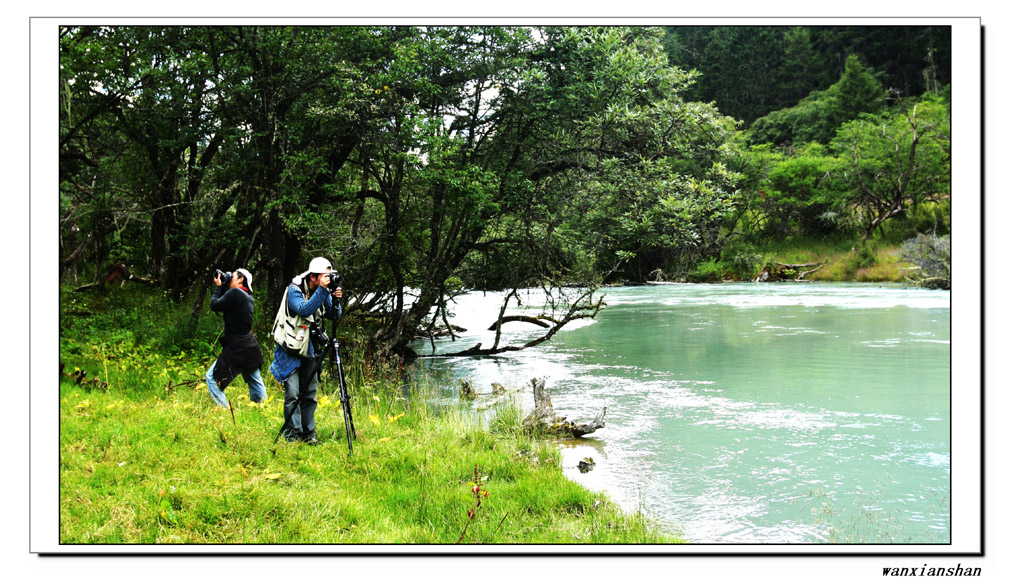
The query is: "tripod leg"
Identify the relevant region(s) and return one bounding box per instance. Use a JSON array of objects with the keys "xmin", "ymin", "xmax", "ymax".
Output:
[
  {"xmin": 345, "ymin": 394, "xmax": 356, "ymax": 436},
  {"xmin": 333, "ymin": 341, "xmax": 355, "ymax": 455}
]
